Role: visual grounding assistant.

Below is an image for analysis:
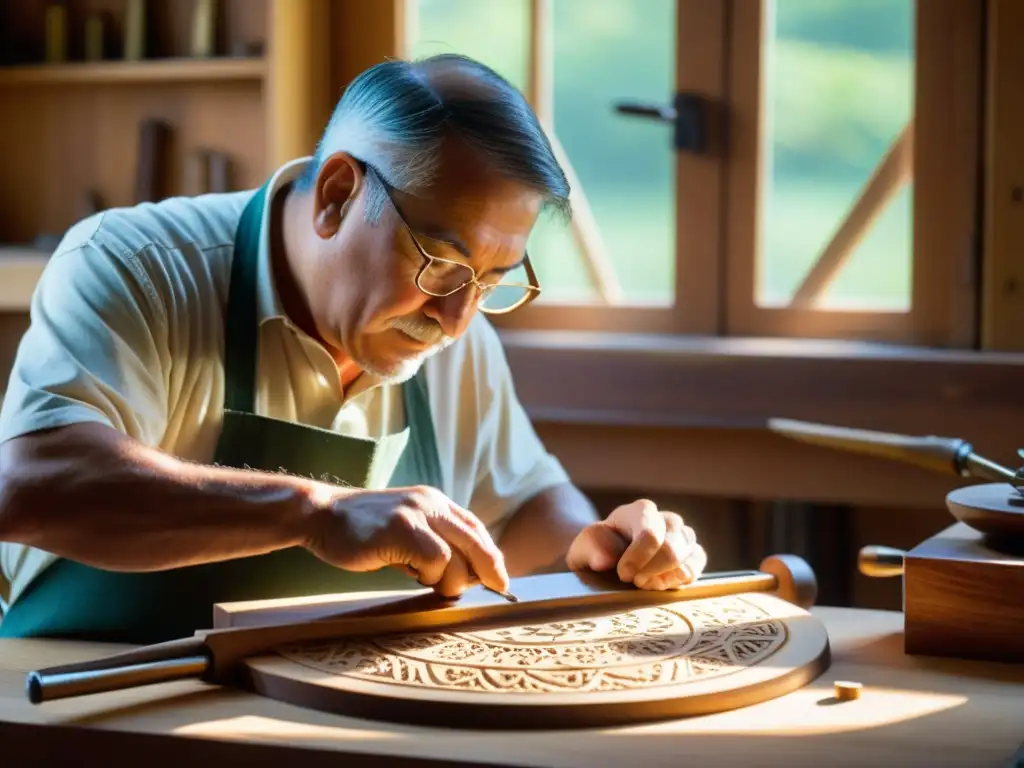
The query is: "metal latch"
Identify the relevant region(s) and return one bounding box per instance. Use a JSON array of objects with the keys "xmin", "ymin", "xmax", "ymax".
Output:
[{"xmin": 613, "ymin": 93, "xmax": 709, "ymax": 154}]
